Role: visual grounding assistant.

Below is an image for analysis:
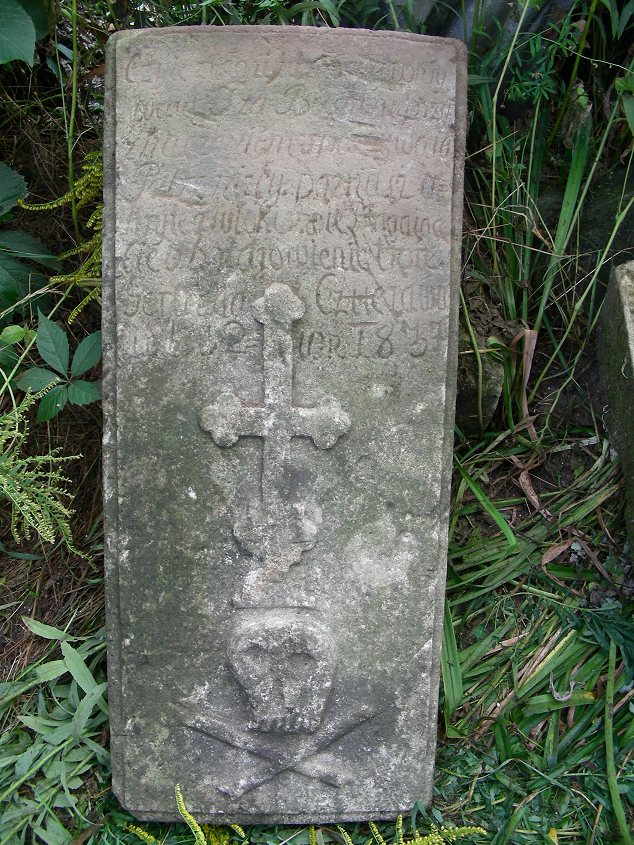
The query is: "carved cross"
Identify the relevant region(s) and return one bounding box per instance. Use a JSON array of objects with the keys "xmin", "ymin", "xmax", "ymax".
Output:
[{"xmin": 200, "ymin": 284, "xmax": 351, "ymax": 587}]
